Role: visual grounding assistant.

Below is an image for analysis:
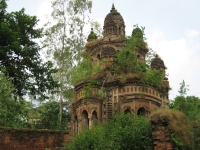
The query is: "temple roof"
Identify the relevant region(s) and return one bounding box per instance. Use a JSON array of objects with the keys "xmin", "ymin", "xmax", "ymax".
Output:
[
  {"xmin": 151, "ymin": 54, "xmax": 166, "ymax": 69},
  {"xmin": 103, "ymin": 4, "xmax": 125, "ymax": 29}
]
